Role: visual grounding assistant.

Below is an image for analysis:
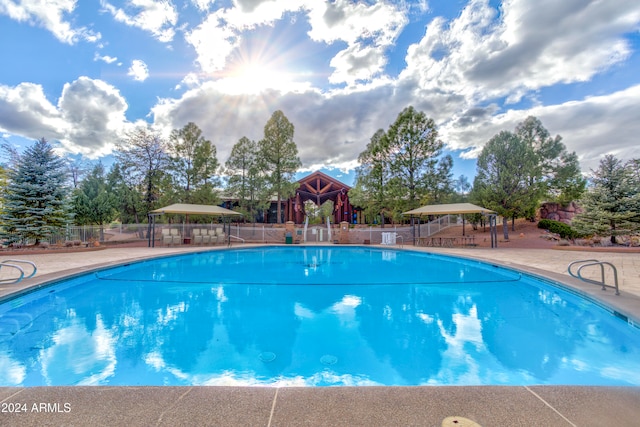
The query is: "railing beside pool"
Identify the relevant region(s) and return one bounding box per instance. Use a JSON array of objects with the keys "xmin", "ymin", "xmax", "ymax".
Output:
[
  {"xmin": 9, "ymin": 215, "xmax": 462, "ymax": 248},
  {"xmin": 0, "ymin": 259, "xmax": 37, "ymax": 284},
  {"xmin": 568, "ymin": 259, "xmax": 620, "ymax": 295}
]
